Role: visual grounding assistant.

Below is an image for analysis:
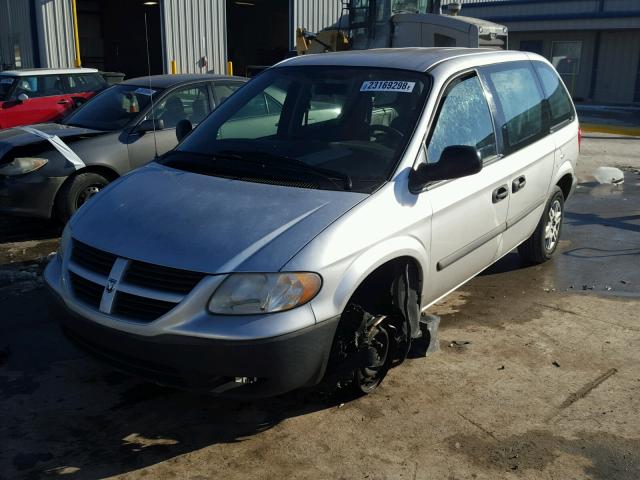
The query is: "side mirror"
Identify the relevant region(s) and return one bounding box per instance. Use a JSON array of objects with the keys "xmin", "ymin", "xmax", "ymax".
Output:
[
  {"xmin": 409, "ymin": 145, "xmax": 482, "ymax": 192},
  {"xmin": 17, "ymin": 93, "xmax": 29, "ymax": 103},
  {"xmin": 136, "ymin": 117, "xmax": 164, "ymax": 134},
  {"xmin": 176, "ymin": 119, "xmax": 193, "ymax": 142}
]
